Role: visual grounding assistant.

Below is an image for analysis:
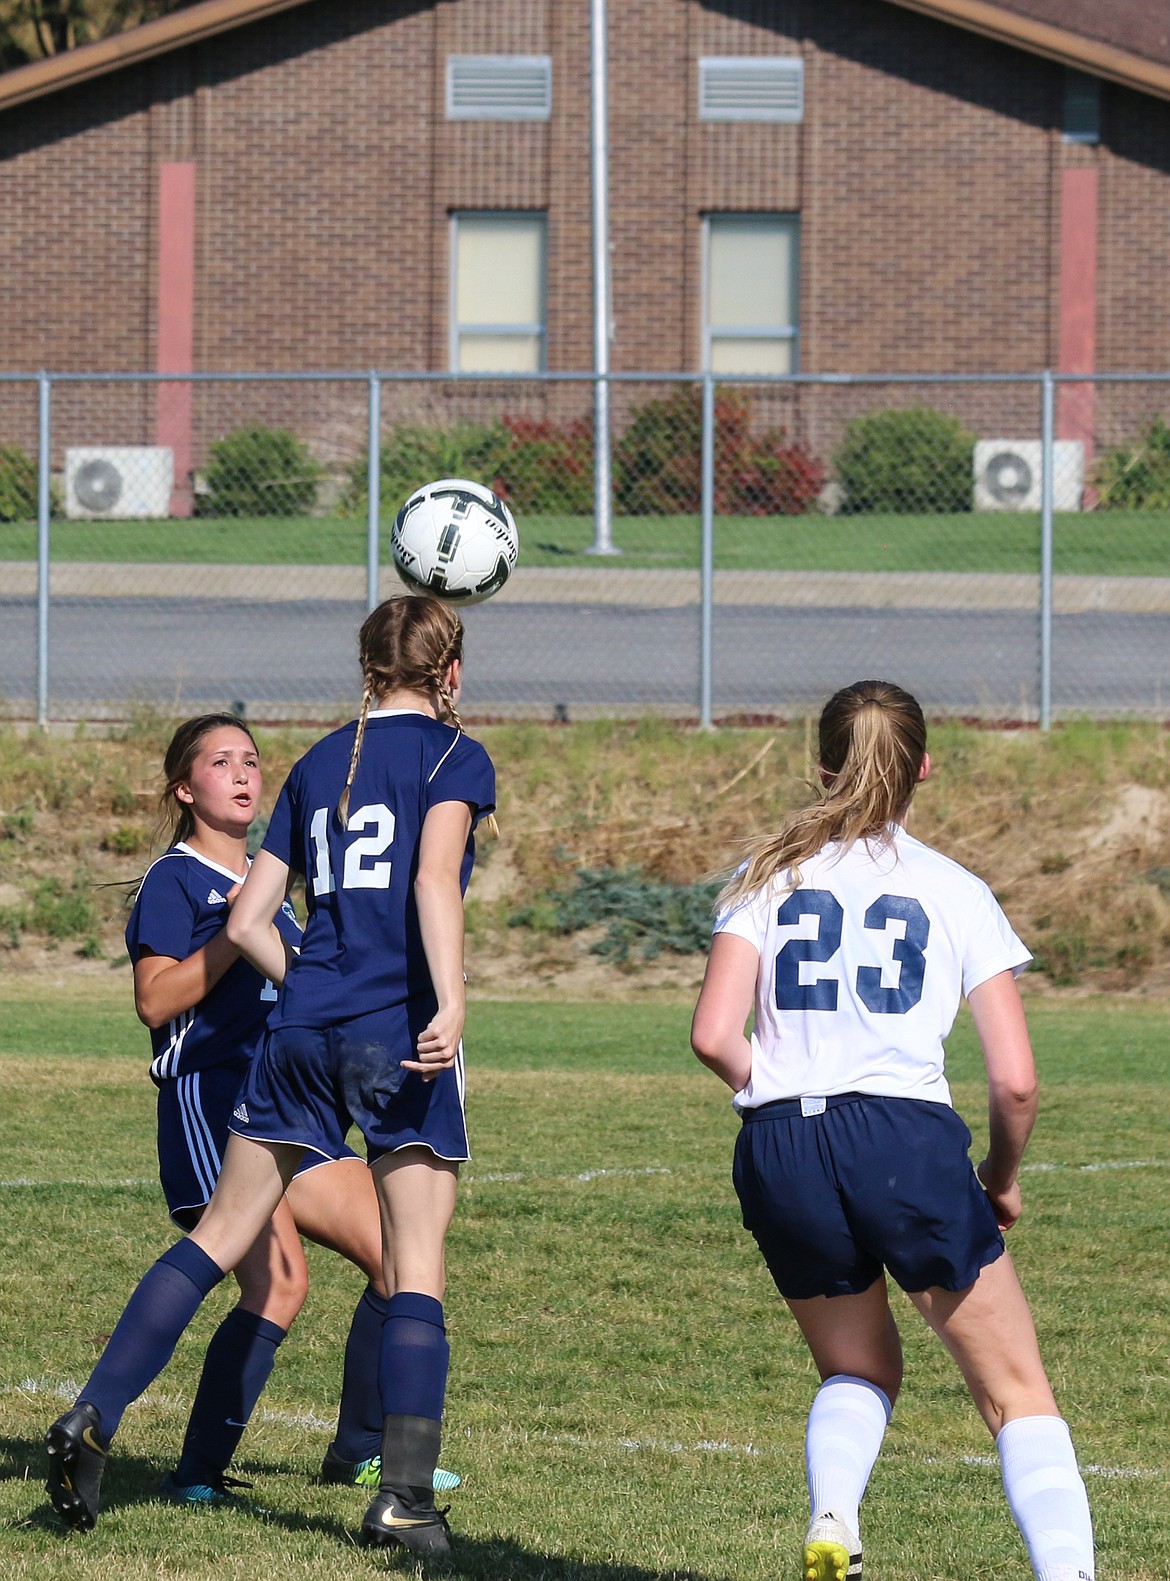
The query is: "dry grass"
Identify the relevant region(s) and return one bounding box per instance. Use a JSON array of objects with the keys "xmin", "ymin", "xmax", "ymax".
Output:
[{"xmin": 0, "ymin": 713, "xmax": 1168, "ymax": 993}]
